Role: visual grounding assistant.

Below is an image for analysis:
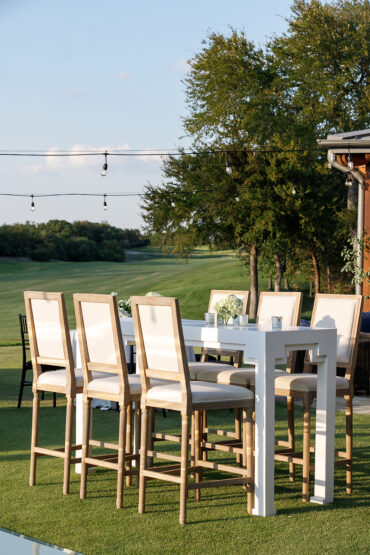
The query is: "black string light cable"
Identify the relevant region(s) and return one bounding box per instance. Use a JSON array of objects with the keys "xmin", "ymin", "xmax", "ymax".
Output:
[
  {"xmin": 0, "ymin": 146, "xmax": 325, "ymax": 157},
  {"xmin": 0, "ymin": 145, "xmax": 328, "ymax": 210}
]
